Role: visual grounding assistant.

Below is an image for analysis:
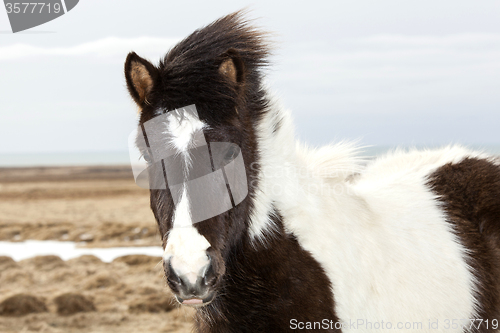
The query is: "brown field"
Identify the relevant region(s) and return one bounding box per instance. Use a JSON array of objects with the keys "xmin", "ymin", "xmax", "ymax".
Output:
[{"xmin": 0, "ymin": 166, "xmax": 194, "ymax": 333}]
